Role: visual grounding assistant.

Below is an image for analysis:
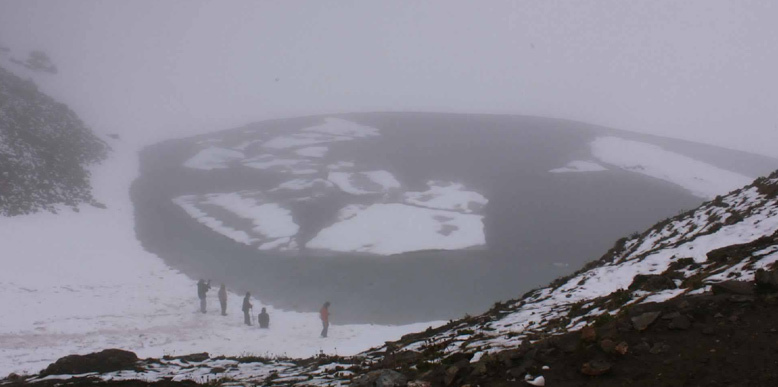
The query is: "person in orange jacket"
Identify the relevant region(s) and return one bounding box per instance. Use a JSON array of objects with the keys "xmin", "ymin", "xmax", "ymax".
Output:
[{"xmin": 320, "ymin": 301, "xmax": 331, "ymax": 338}]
